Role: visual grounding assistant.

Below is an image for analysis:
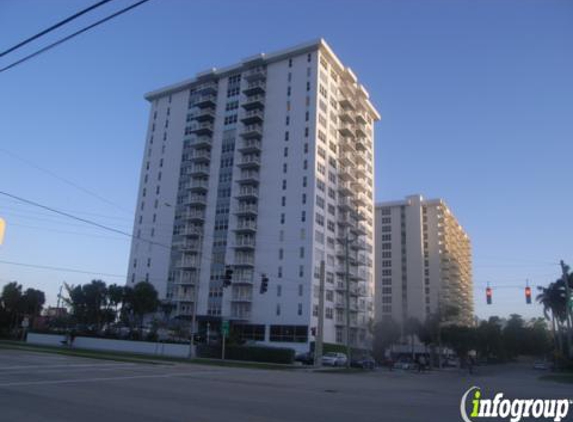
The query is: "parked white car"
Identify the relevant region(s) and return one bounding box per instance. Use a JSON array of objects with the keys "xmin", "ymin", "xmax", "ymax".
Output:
[{"xmin": 321, "ymin": 352, "xmax": 348, "ymax": 367}]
